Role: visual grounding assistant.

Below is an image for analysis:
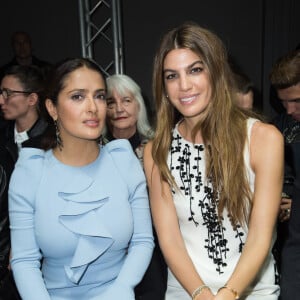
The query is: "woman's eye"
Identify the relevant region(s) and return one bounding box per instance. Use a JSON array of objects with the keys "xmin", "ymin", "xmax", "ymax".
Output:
[
  {"xmin": 123, "ymin": 97, "xmax": 132, "ymax": 103},
  {"xmin": 71, "ymin": 94, "xmax": 84, "ymax": 101},
  {"xmin": 191, "ymin": 67, "xmax": 203, "ymax": 74},
  {"xmin": 95, "ymin": 93, "xmax": 106, "ymax": 100},
  {"xmin": 165, "ymin": 73, "xmax": 176, "ymax": 80},
  {"xmin": 106, "ymin": 100, "xmax": 116, "ymax": 108}
]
